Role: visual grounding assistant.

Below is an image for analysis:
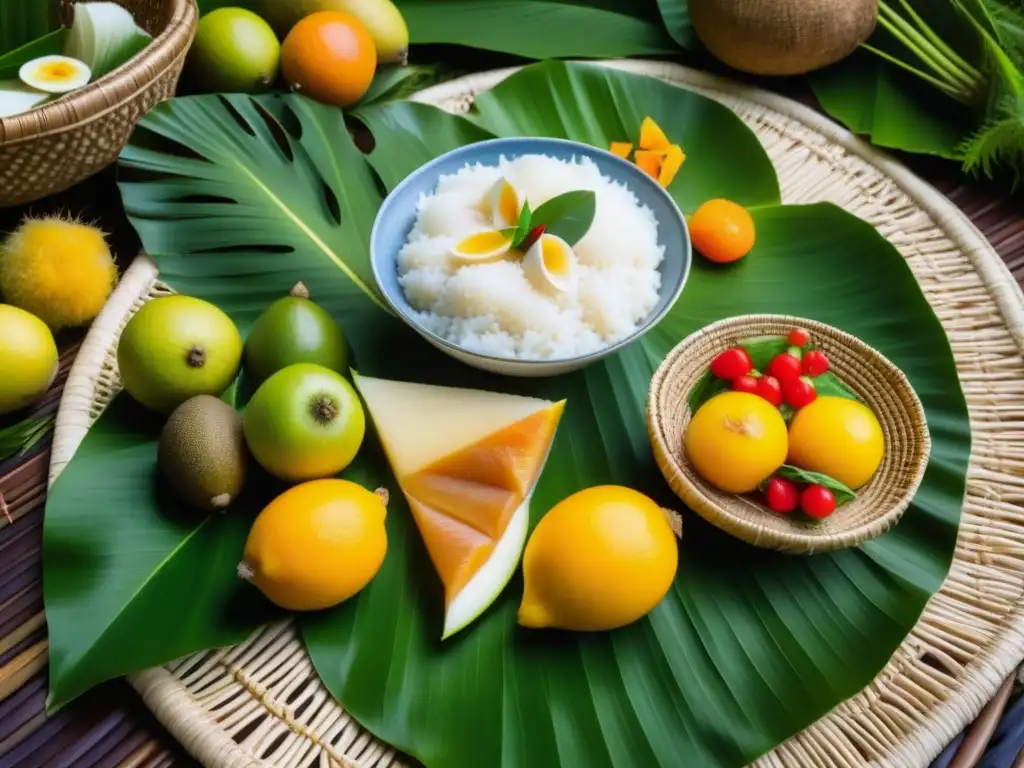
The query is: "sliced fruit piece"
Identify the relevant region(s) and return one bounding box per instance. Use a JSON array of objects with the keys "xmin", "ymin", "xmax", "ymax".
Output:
[
  {"xmin": 658, "ymin": 144, "xmax": 686, "ymax": 187},
  {"xmin": 522, "ymin": 233, "xmax": 577, "ymax": 294},
  {"xmin": 0, "ymin": 82, "xmax": 49, "ymax": 118},
  {"xmin": 353, "ymin": 372, "xmax": 567, "ymax": 638},
  {"xmin": 451, "ymin": 229, "xmax": 513, "ymax": 265},
  {"xmin": 639, "ymin": 116, "xmax": 670, "ymax": 151},
  {"xmin": 634, "ymin": 150, "xmax": 664, "ymax": 180},
  {"xmin": 608, "ymin": 141, "xmax": 633, "ymax": 159}
]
